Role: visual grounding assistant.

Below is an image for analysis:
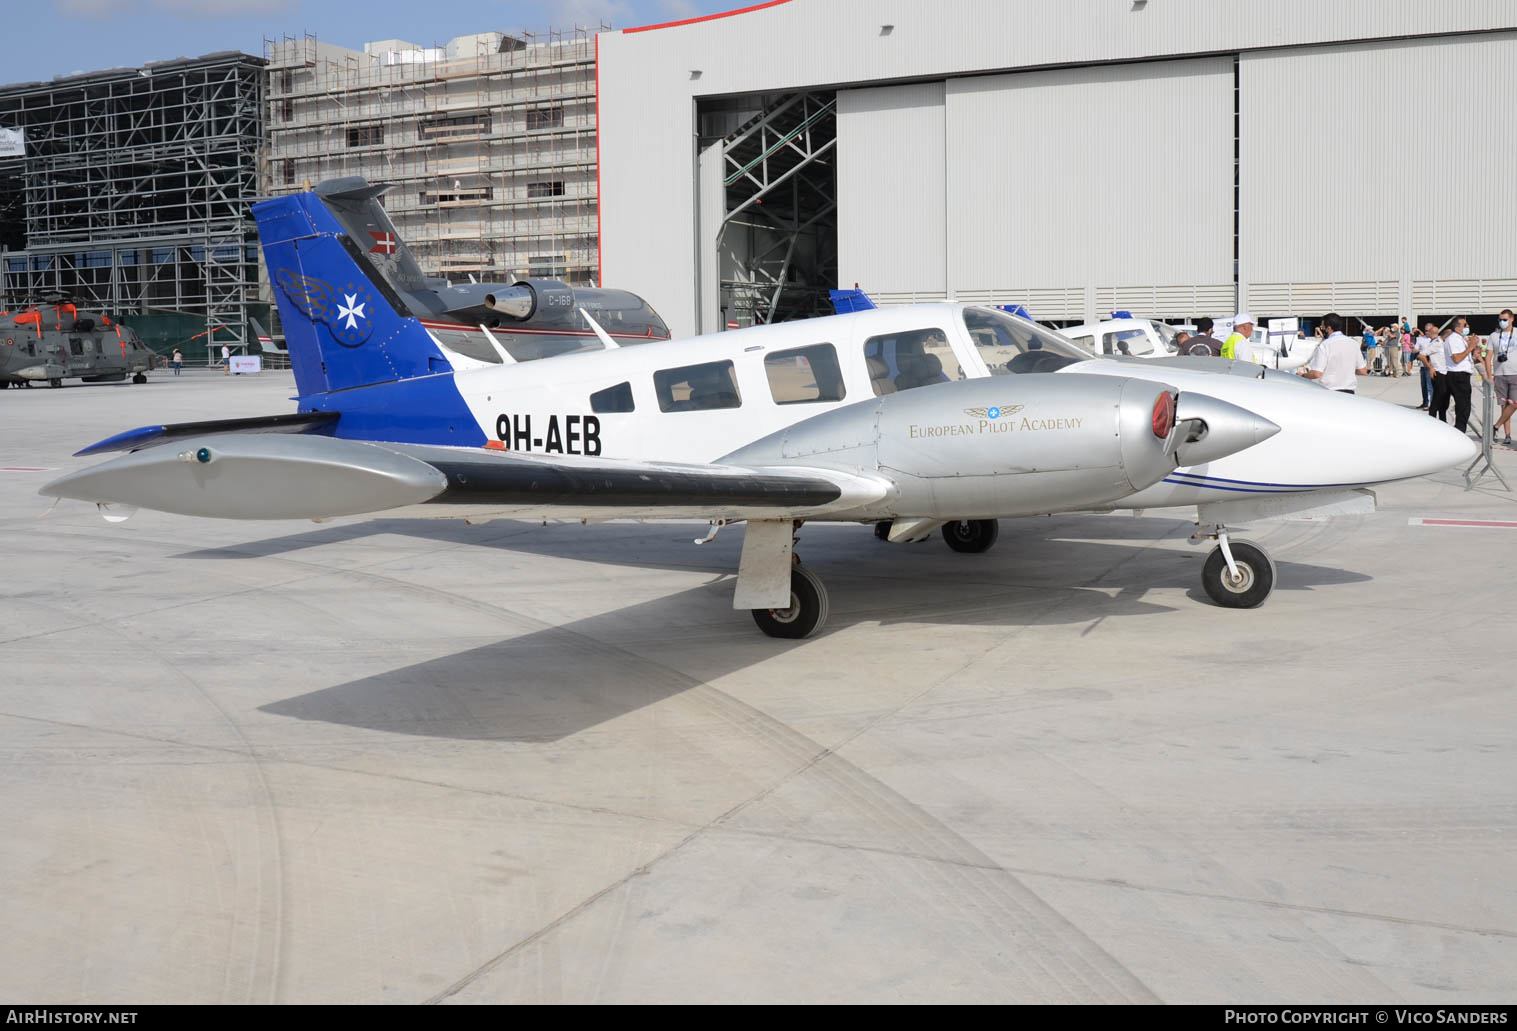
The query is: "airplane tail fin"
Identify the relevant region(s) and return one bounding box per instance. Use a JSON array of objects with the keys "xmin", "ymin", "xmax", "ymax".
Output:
[
  {"xmin": 252, "ymin": 187, "xmax": 452, "ymax": 397},
  {"xmin": 829, "ymin": 287, "xmax": 877, "ymax": 314},
  {"xmin": 311, "ymin": 178, "xmax": 431, "ymax": 295}
]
